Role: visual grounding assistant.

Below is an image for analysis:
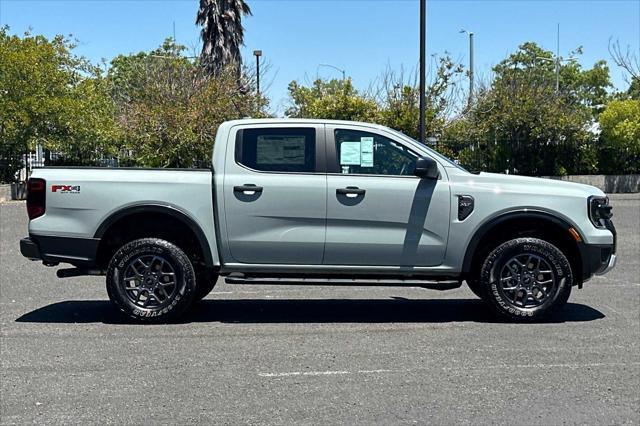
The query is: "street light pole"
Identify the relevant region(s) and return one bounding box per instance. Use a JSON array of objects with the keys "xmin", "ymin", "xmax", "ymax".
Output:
[
  {"xmin": 555, "ymin": 23, "xmax": 560, "ymax": 94},
  {"xmin": 419, "ymin": 0, "xmax": 426, "ymax": 145},
  {"xmin": 469, "ymin": 32, "xmax": 474, "ymax": 102},
  {"xmin": 253, "ymin": 50, "xmax": 262, "ymax": 95},
  {"xmin": 533, "ymin": 25, "xmax": 576, "ymax": 95},
  {"xmin": 460, "ymin": 29, "xmax": 474, "ymax": 104}
]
